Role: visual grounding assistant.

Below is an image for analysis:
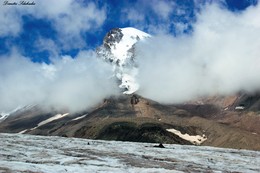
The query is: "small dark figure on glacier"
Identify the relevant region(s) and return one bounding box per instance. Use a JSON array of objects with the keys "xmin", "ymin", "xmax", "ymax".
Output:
[{"xmin": 154, "ymin": 143, "xmax": 165, "ymax": 148}]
